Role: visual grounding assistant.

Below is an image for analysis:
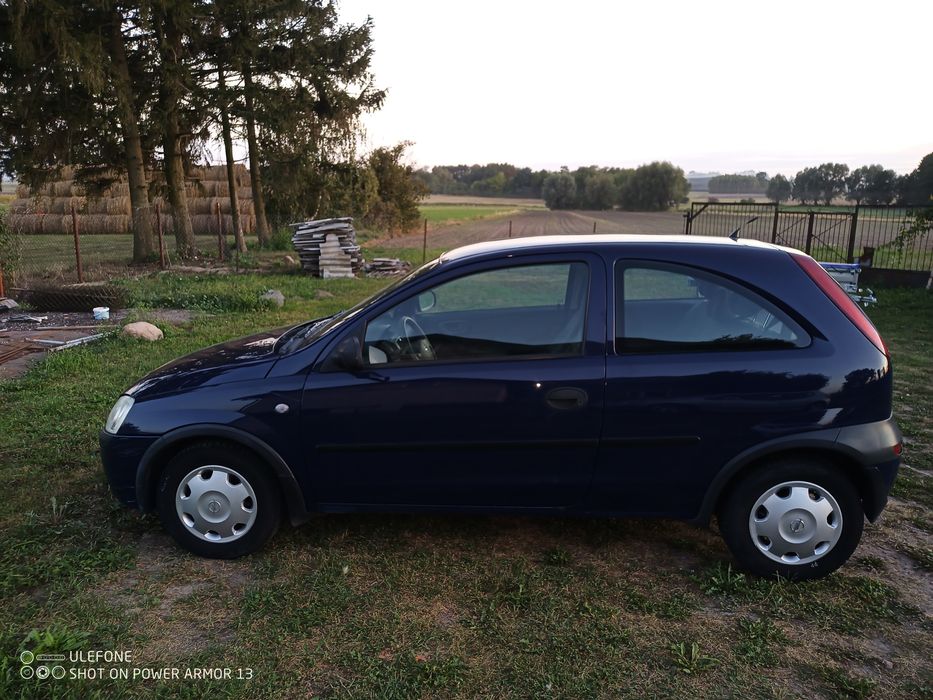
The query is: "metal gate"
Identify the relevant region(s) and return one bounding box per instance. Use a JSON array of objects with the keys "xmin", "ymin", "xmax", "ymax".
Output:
[{"xmin": 683, "ymin": 202, "xmax": 933, "ymax": 272}]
